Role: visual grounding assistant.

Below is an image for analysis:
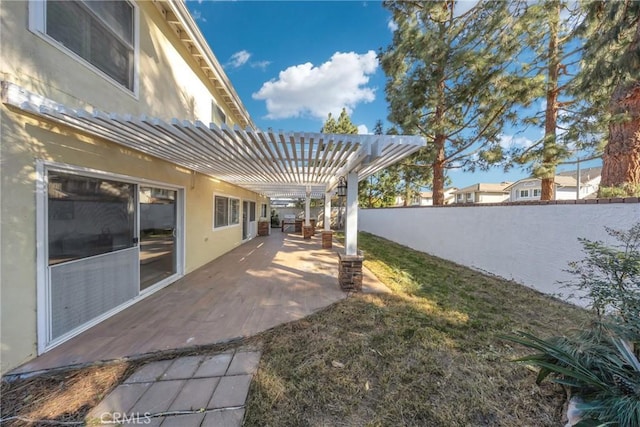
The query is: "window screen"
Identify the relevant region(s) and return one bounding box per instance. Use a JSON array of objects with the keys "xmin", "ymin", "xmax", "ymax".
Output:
[
  {"xmin": 48, "ymin": 171, "xmax": 135, "ymax": 265},
  {"xmin": 214, "ymin": 196, "xmax": 229, "ymax": 228},
  {"xmin": 46, "ymin": 1, "xmax": 134, "ymax": 90},
  {"xmin": 249, "ymin": 202, "xmax": 256, "ymax": 221}
]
